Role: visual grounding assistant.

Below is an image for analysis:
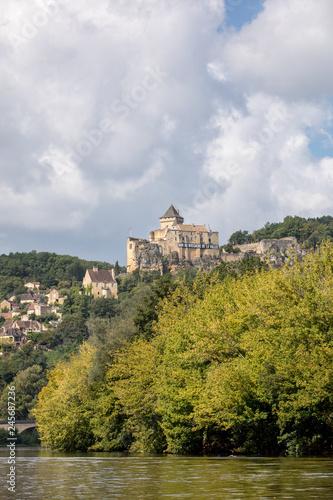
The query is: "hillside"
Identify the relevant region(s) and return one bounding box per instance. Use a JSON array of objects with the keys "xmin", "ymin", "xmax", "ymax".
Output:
[
  {"xmin": 0, "ymin": 251, "xmax": 125, "ymax": 300},
  {"xmin": 227, "ymin": 215, "xmax": 333, "ymax": 248}
]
